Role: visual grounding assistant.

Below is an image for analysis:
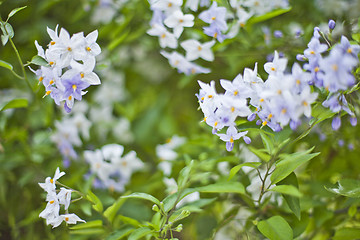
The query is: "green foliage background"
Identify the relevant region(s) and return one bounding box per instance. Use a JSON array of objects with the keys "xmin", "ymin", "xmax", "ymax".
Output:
[{"xmin": 1, "ymin": 0, "xmax": 360, "ymax": 239}]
